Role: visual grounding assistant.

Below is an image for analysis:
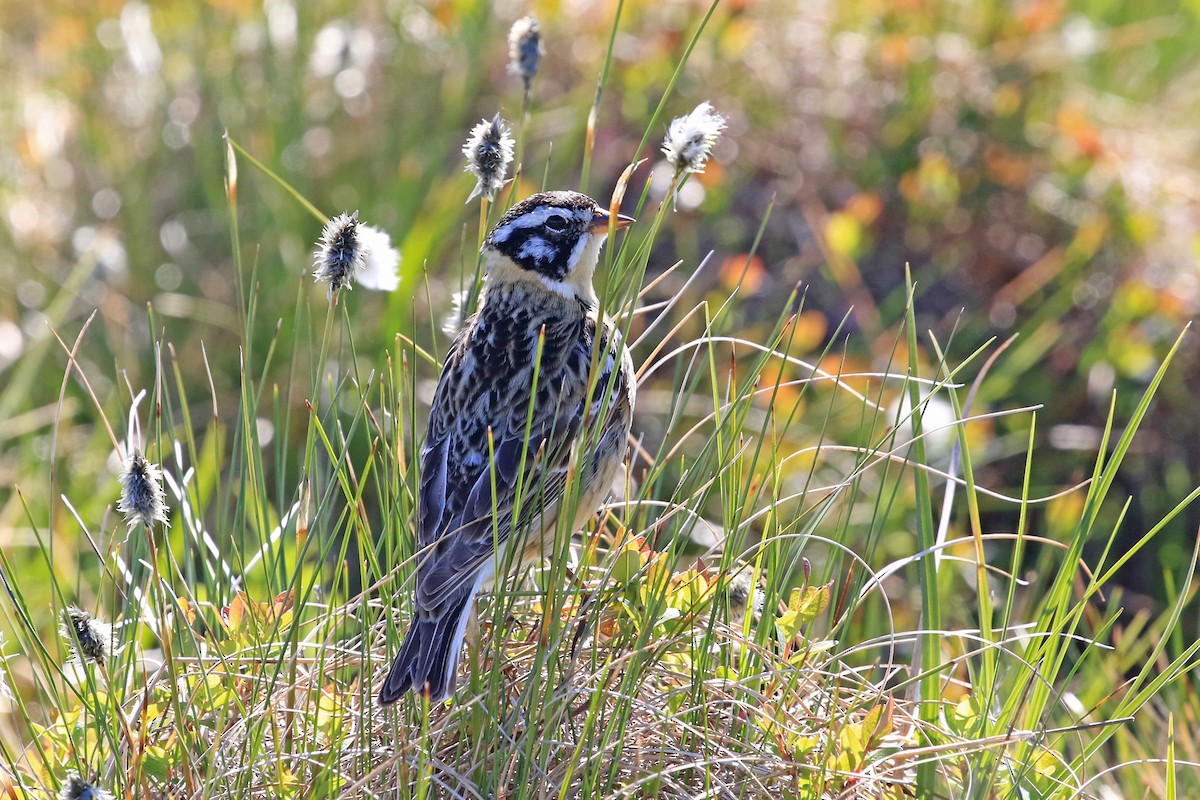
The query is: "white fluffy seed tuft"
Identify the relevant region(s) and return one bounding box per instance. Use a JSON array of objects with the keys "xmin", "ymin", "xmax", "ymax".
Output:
[
  {"xmin": 662, "ymin": 101, "xmax": 727, "ymax": 176},
  {"xmin": 507, "ymin": 16, "xmax": 543, "ymax": 92},
  {"xmin": 60, "ymin": 606, "xmax": 113, "ymax": 666},
  {"xmin": 312, "ymin": 212, "xmax": 366, "ymax": 297},
  {"xmin": 463, "ymin": 114, "xmax": 515, "ymax": 203},
  {"xmin": 355, "ymin": 223, "xmax": 401, "ymax": 292},
  {"xmin": 118, "ymin": 451, "xmax": 168, "ymax": 529}
]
